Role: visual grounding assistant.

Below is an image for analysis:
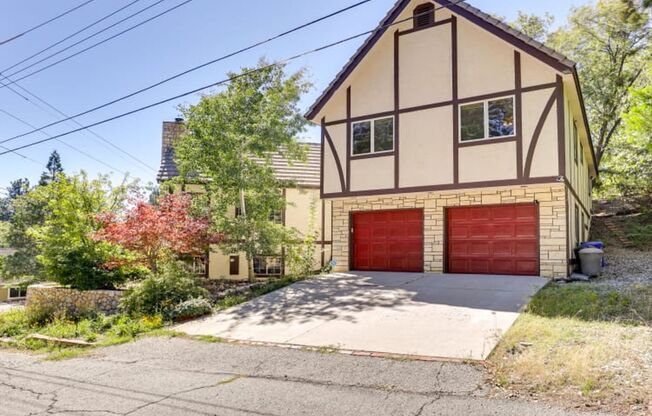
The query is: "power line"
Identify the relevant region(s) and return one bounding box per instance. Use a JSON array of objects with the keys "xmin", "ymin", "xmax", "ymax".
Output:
[
  {"xmin": 0, "ymin": 0, "xmax": 467, "ymax": 157},
  {"xmin": 2, "ymin": 0, "xmax": 145, "ymax": 74},
  {"xmin": 0, "ymin": 74, "xmax": 157, "ymax": 172},
  {"xmin": 0, "ymin": 0, "xmax": 375, "ymax": 145},
  {"xmin": 0, "ymin": 109, "xmax": 126, "ymax": 174},
  {"xmin": 1, "ymin": 0, "xmax": 192, "ymax": 86},
  {"xmin": 0, "ymin": 0, "xmax": 97, "ymax": 46}
]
